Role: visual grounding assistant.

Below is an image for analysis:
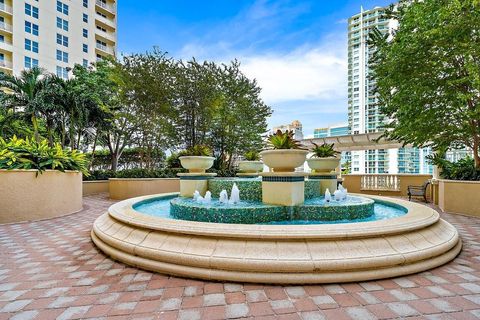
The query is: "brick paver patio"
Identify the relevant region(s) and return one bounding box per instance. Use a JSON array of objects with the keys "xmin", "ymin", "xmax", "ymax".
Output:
[{"xmin": 1, "ymin": 194, "xmax": 480, "ymax": 319}]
